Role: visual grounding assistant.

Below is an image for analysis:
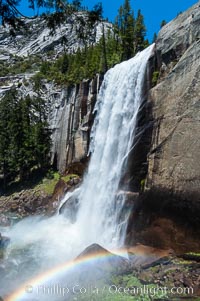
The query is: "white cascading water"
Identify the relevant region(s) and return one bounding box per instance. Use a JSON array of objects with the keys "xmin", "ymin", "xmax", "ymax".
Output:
[
  {"xmin": 0, "ymin": 45, "xmax": 154, "ymax": 298},
  {"xmin": 60, "ymin": 44, "xmax": 154, "ymax": 249}
]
